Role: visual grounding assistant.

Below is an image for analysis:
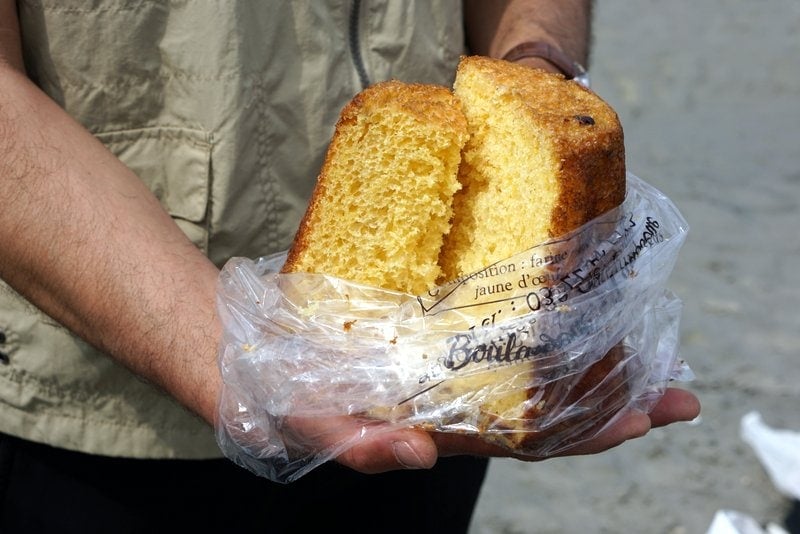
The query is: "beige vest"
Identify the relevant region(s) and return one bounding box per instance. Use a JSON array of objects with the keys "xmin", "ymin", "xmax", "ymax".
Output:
[{"xmin": 1, "ymin": 0, "xmax": 464, "ymax": 458}]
